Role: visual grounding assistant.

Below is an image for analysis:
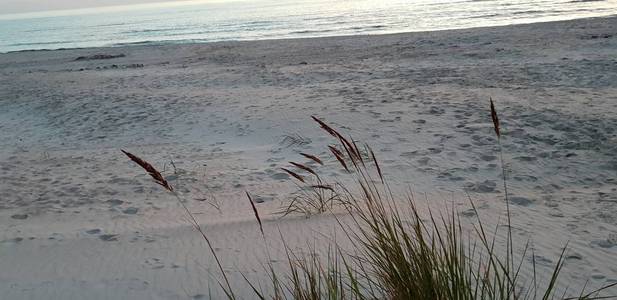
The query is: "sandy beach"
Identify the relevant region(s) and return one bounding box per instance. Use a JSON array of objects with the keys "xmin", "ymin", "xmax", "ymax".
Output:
[{"xmin": 1, "ymin": 16, "xmax": 616, "ymax": 299}]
